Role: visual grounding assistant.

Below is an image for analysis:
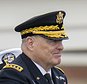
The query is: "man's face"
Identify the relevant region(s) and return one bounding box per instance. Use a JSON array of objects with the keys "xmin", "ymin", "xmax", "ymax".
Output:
[{"xmin": 32, "ymin": 36, "xmax": 64, "ymax": 67}]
